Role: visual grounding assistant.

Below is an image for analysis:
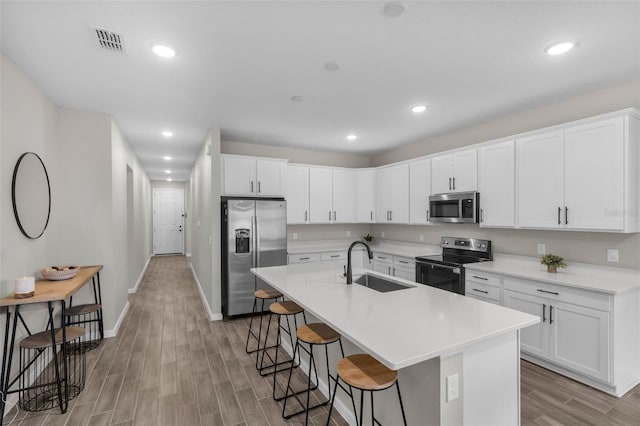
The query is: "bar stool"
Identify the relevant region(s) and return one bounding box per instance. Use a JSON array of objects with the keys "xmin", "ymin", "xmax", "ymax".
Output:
[
  {"xmin": 259, "ymin": 301, "xmax": 308, "ymax": 395},
  {"xmin": 282, "ymin": 323, "xmax": 357, "ymax": 425},
  {"xmin": 18, "ymin": 326, "xmax": 86, "ymax": 412},
  {"xmin": 64, "ymin": 304, "xmax": 103, "ymax": 352},
  {"xmin": 245, "ymin": 288, "xmax": 283, "ymax": 356},
  {"xmin": 327, "ymin": 353, "xmax": 407, "ymax": 426}
]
